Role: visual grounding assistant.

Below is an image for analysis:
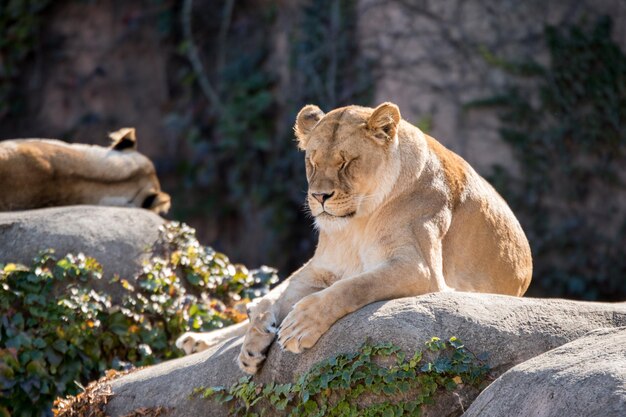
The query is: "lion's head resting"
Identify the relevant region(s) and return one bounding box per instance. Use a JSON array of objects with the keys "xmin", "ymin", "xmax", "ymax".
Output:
[
  {"xmin": 294, "ymin": 102, "xmax": 402, "ymax": 231},
  {"xmin": 103, "ymin": 127, "xmax": 171, "ymax": 214}
]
